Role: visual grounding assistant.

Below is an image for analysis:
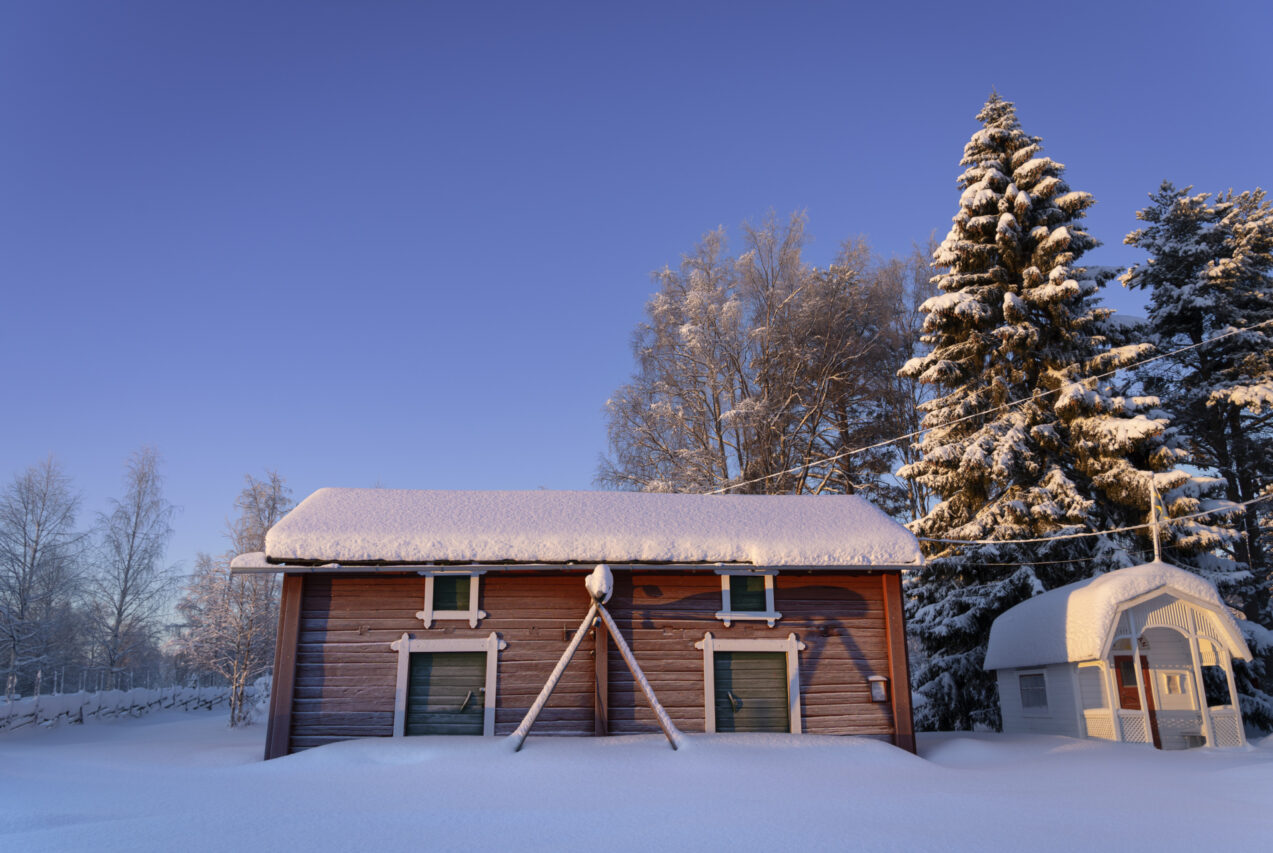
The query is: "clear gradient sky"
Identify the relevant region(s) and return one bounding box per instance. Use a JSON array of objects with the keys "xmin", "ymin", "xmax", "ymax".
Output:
[{"xmin": 3, "ymin": 1, "xmax": 1270, "ymax": 571}]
